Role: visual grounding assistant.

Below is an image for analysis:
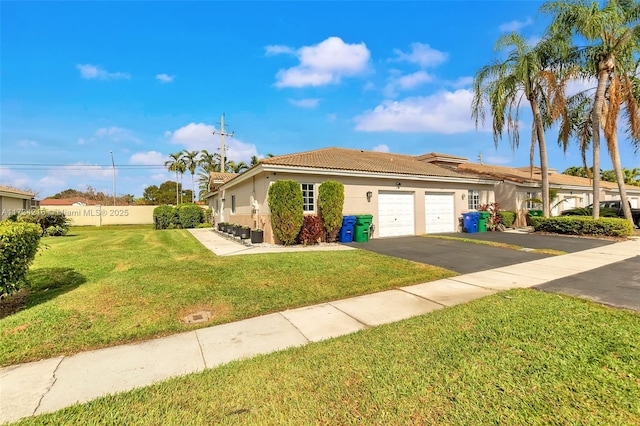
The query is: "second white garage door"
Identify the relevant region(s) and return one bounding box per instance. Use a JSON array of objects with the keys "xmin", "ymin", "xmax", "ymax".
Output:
[
  {"xmin": 378, "ymin": 192, "xmax": 415, "ymax": 237},
  {"xmin": 424, "ymin": 192, "xmax": 455, "ymax": 233}
]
